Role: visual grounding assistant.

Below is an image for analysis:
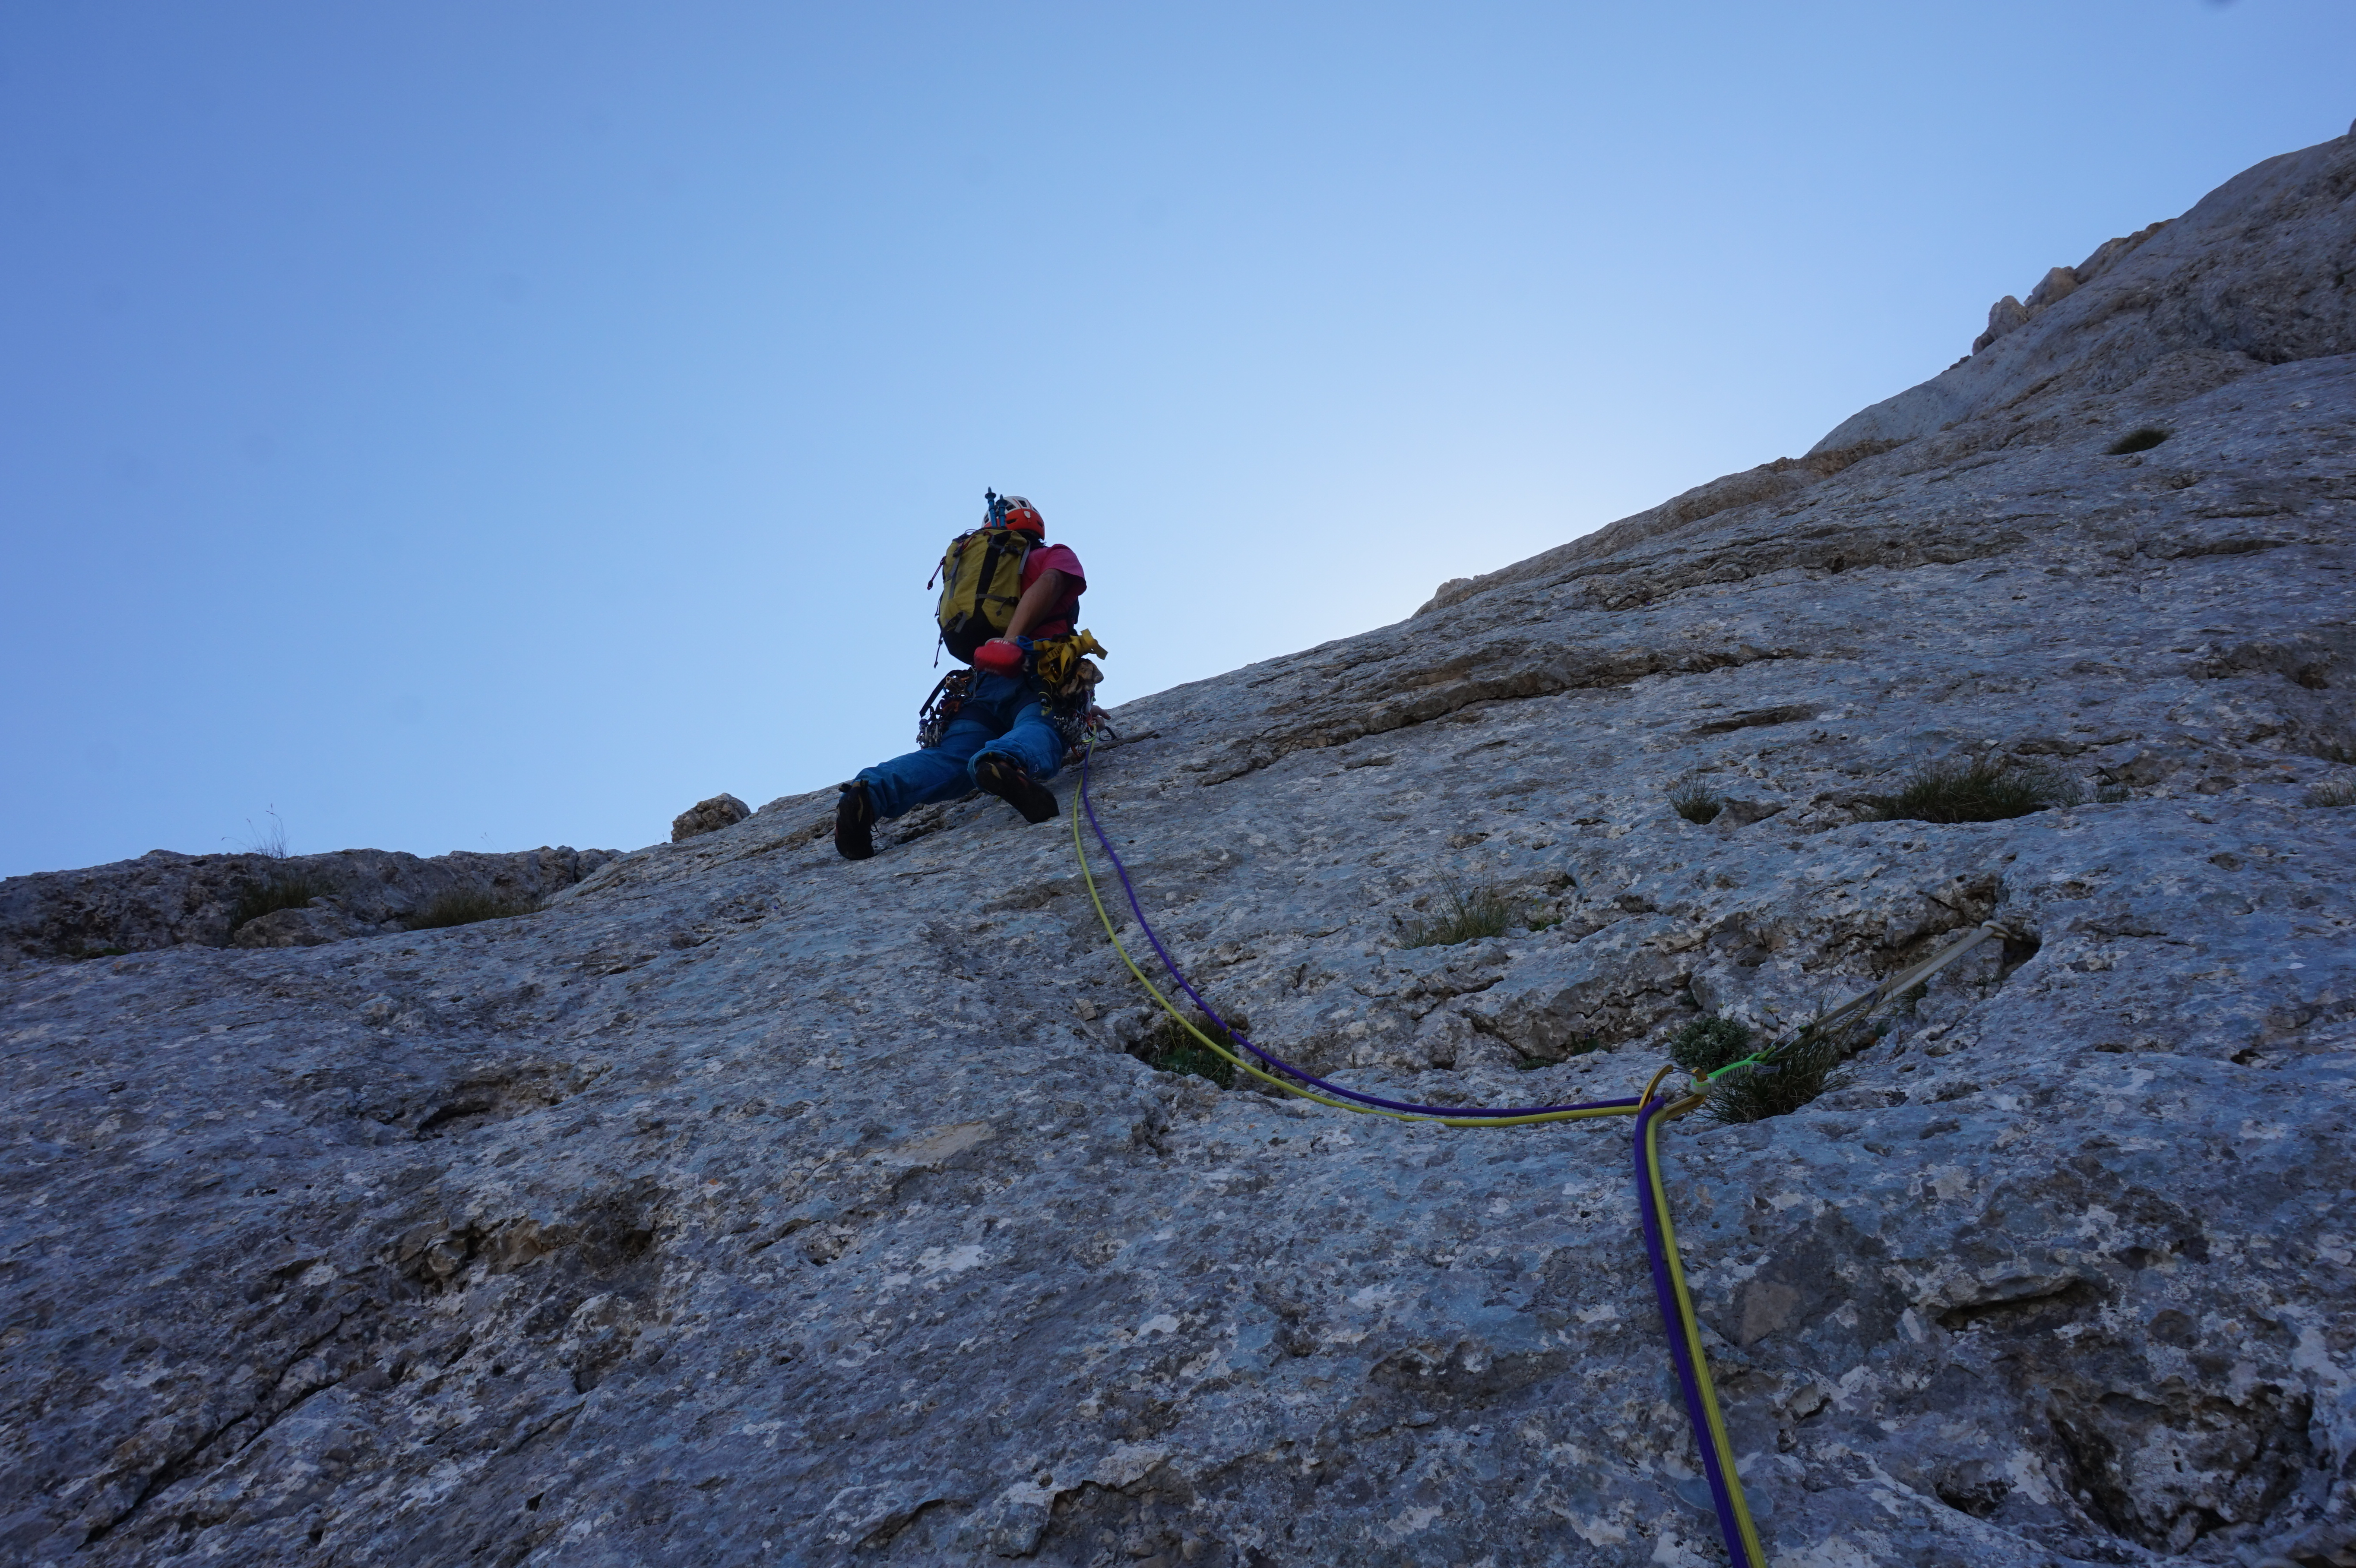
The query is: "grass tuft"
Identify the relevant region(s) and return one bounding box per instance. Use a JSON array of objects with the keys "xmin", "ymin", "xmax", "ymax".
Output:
[
  {"xmin": 2093, "ymin": 784, "xmax": 2133, "ymax": 804},
  {"xmin": 1666, "ymin": 1016, "xmax": 1754, "ymax": 1075},
  {"xmin": 1130, "ymin": 1007, "xmax": 1249, "ymax": 1089},
  {"xmin": 1663, "ymin": 1012, "xmax": 1856, "ymax": 1123},
  {"xmin": 2107, "ymin": 427, "xmax": 2170, "ymax": 455},
  {"xmin": 2307, "ymin": 779, "xmax": 2356, "ymax": 809},
  {"xmin": 231, "ymin": 805, "xmax": 291, "ymax": 859},
  {"xmin": 229, "ymin": 873, "xmax": 329, "ymax": 933},
  {"xmin": 1706, "ymin": 1029, "xmax": 1849, "ymax": 1124},
  {"xmin": 1394, "ymin": 877, "xmax": 1520, "ymax": 948},
  {"xmin": 405, "ymin": 889, "xmax": 542, "ymax": 931},
  {"xmin": 1669, "ymin": 780, "xmax": 1724, "ymax": 825},
  {"xmin": 1868, "ymin": 758, "xmax": 2083, "ymax": 824}
]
